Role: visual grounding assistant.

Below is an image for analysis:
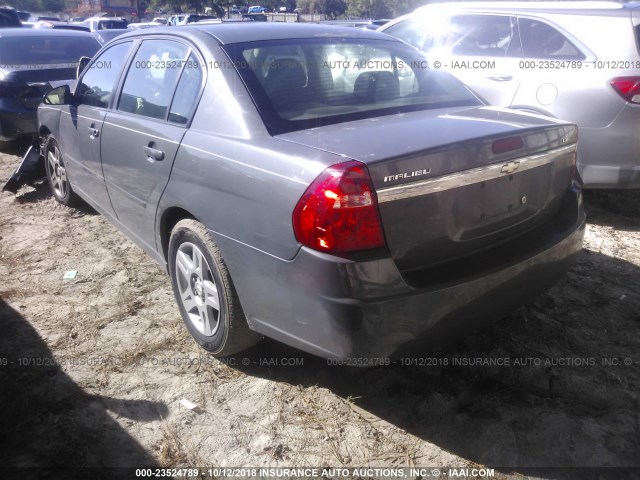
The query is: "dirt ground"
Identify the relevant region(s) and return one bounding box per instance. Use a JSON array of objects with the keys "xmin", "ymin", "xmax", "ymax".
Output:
[{"xmin": 0, "ymin": 145, "xmax": 638, "ymax": 479}]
